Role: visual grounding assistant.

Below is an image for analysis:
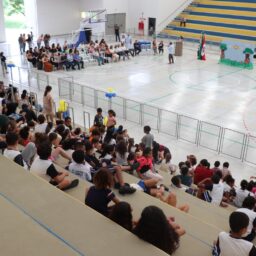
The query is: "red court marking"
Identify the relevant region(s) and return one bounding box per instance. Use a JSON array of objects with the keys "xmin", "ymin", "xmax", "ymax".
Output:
[{"xmin": 242, "ymin": 98, "xmax": 256, "ymax": 142}]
